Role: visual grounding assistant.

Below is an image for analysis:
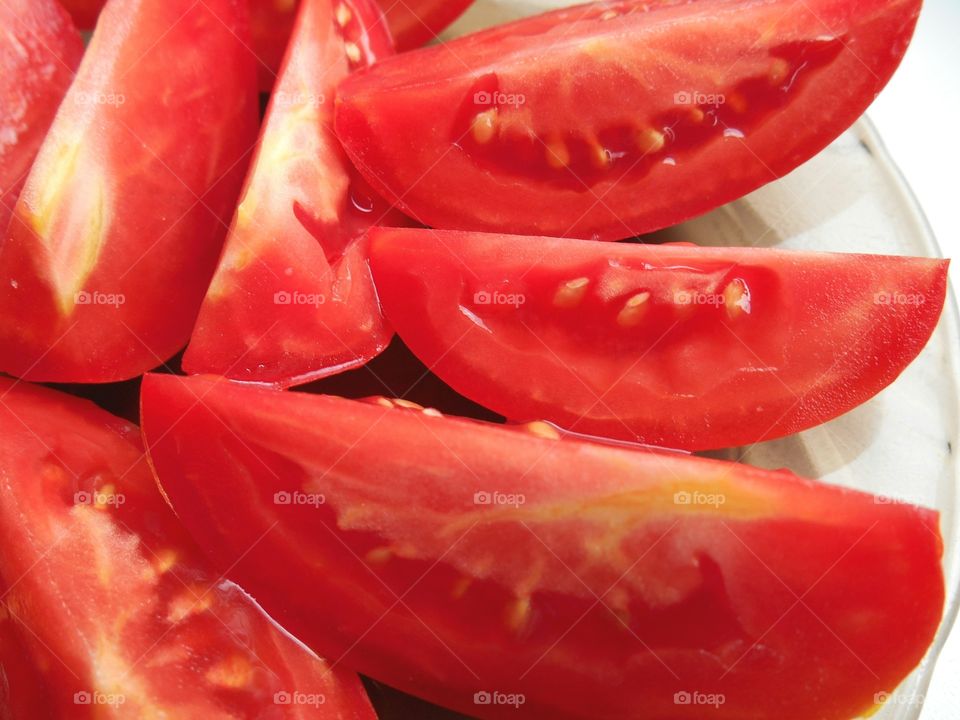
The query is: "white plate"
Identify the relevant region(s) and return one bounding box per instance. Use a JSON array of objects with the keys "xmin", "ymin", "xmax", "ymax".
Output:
[{"xmin": 433, "ymin": 5, "xmax": 960, "ymax": 719}]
